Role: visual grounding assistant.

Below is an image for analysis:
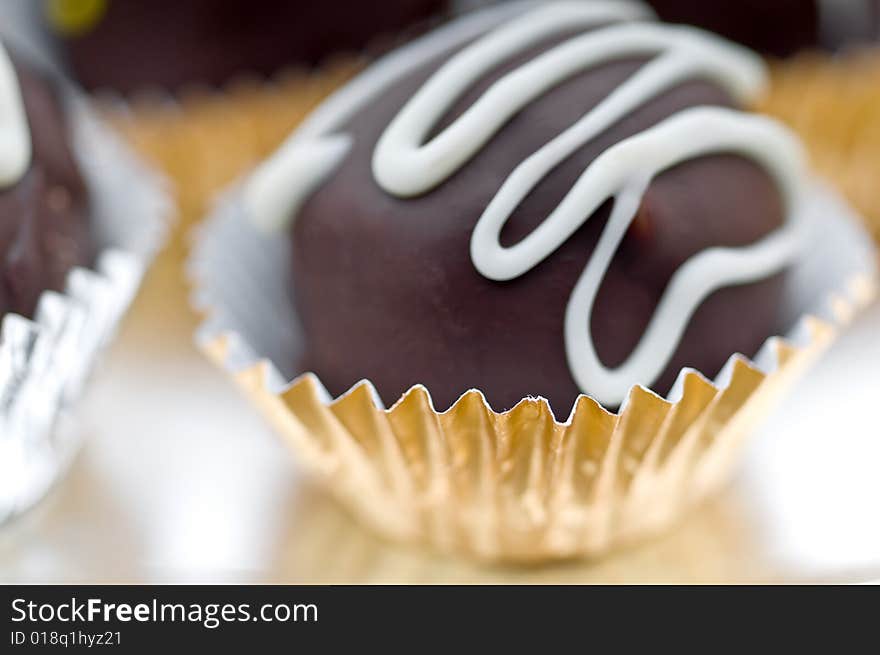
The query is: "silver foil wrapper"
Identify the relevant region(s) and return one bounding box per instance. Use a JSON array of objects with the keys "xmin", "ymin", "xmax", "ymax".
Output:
[{"xmin": 0, "ymin": 101, "xmax": 171, "ymax": 523}]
